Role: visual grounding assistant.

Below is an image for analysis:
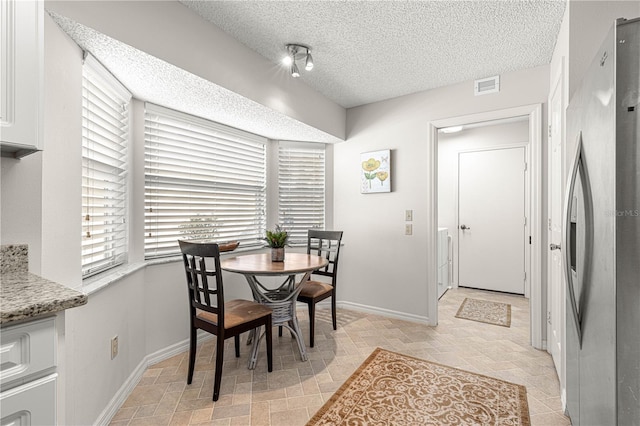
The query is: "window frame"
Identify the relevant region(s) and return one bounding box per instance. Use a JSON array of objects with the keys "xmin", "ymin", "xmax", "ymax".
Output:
[
  {"xmin": 278, "ymin": 141, "xmax": 326, "ymax": 245},
  {"xmin": 81, "ymin": 54, "xmax": 132, "ymax": 278}
]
